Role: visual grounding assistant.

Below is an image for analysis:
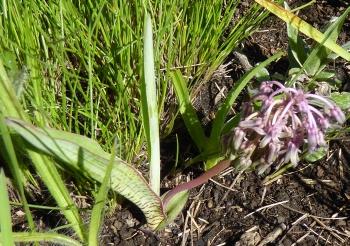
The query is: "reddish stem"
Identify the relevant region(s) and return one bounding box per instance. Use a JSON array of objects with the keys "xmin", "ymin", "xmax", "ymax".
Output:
[{"xmin": 162, "ymin": 160, "xmax": 231, "ymax": 208}]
